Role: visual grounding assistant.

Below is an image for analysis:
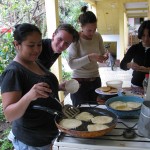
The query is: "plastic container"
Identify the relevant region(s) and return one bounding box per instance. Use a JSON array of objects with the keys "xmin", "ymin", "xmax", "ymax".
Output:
[
  {"xmin": 143, "ymin": 74, "xmax": 149, "ymax": 97},
  {"xmin": 138, "ymin": 101, "xmax": 150, "ymax": 138},
  {"xmin": 106, "ymin": 80, "xmax": 123, "ymax": 89}
]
